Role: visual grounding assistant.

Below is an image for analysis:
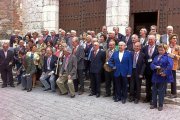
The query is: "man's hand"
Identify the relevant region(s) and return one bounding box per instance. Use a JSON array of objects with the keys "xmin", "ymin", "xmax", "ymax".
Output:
[
  {"xmin": 161, "ymin": 73, "xmax": 166, "ymax": 77},
  {"xmin": 59, "ymin": 74, "xmax": 62, "ymax": 77},
  {"xmin": 48, "ymin": 71, "xmax": 54, "ymax": 76},
  {"xmin": 156, "ymin": 66, "xmax": 161, "ymax": 69},
  {"xmin": 127, "ymin": 75, "xmax": 131, "ymax": 78},
  {"xmin": 139, "ymin": 75, "xmax": 143, "ymax": 79}
]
